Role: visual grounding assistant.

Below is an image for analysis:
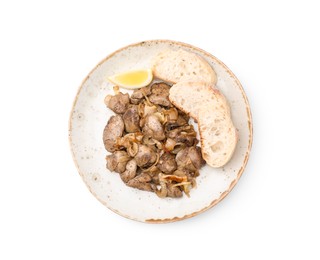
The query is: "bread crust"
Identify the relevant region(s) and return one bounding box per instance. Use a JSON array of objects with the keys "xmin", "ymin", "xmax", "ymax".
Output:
[
  {"xmin": 198, "ymin": 107, "xmax": 238, "ymax": 167},
  {"xmin": 169, "ymin": 82, "xmax": 230, "ymax": 118},
  {"xmin": 152, "ymin": 49, "xmax": 217, "ymax": 85},
  {"xmin": 169, "ymin": 82, "xmax": 237, "ymax": 167}
]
